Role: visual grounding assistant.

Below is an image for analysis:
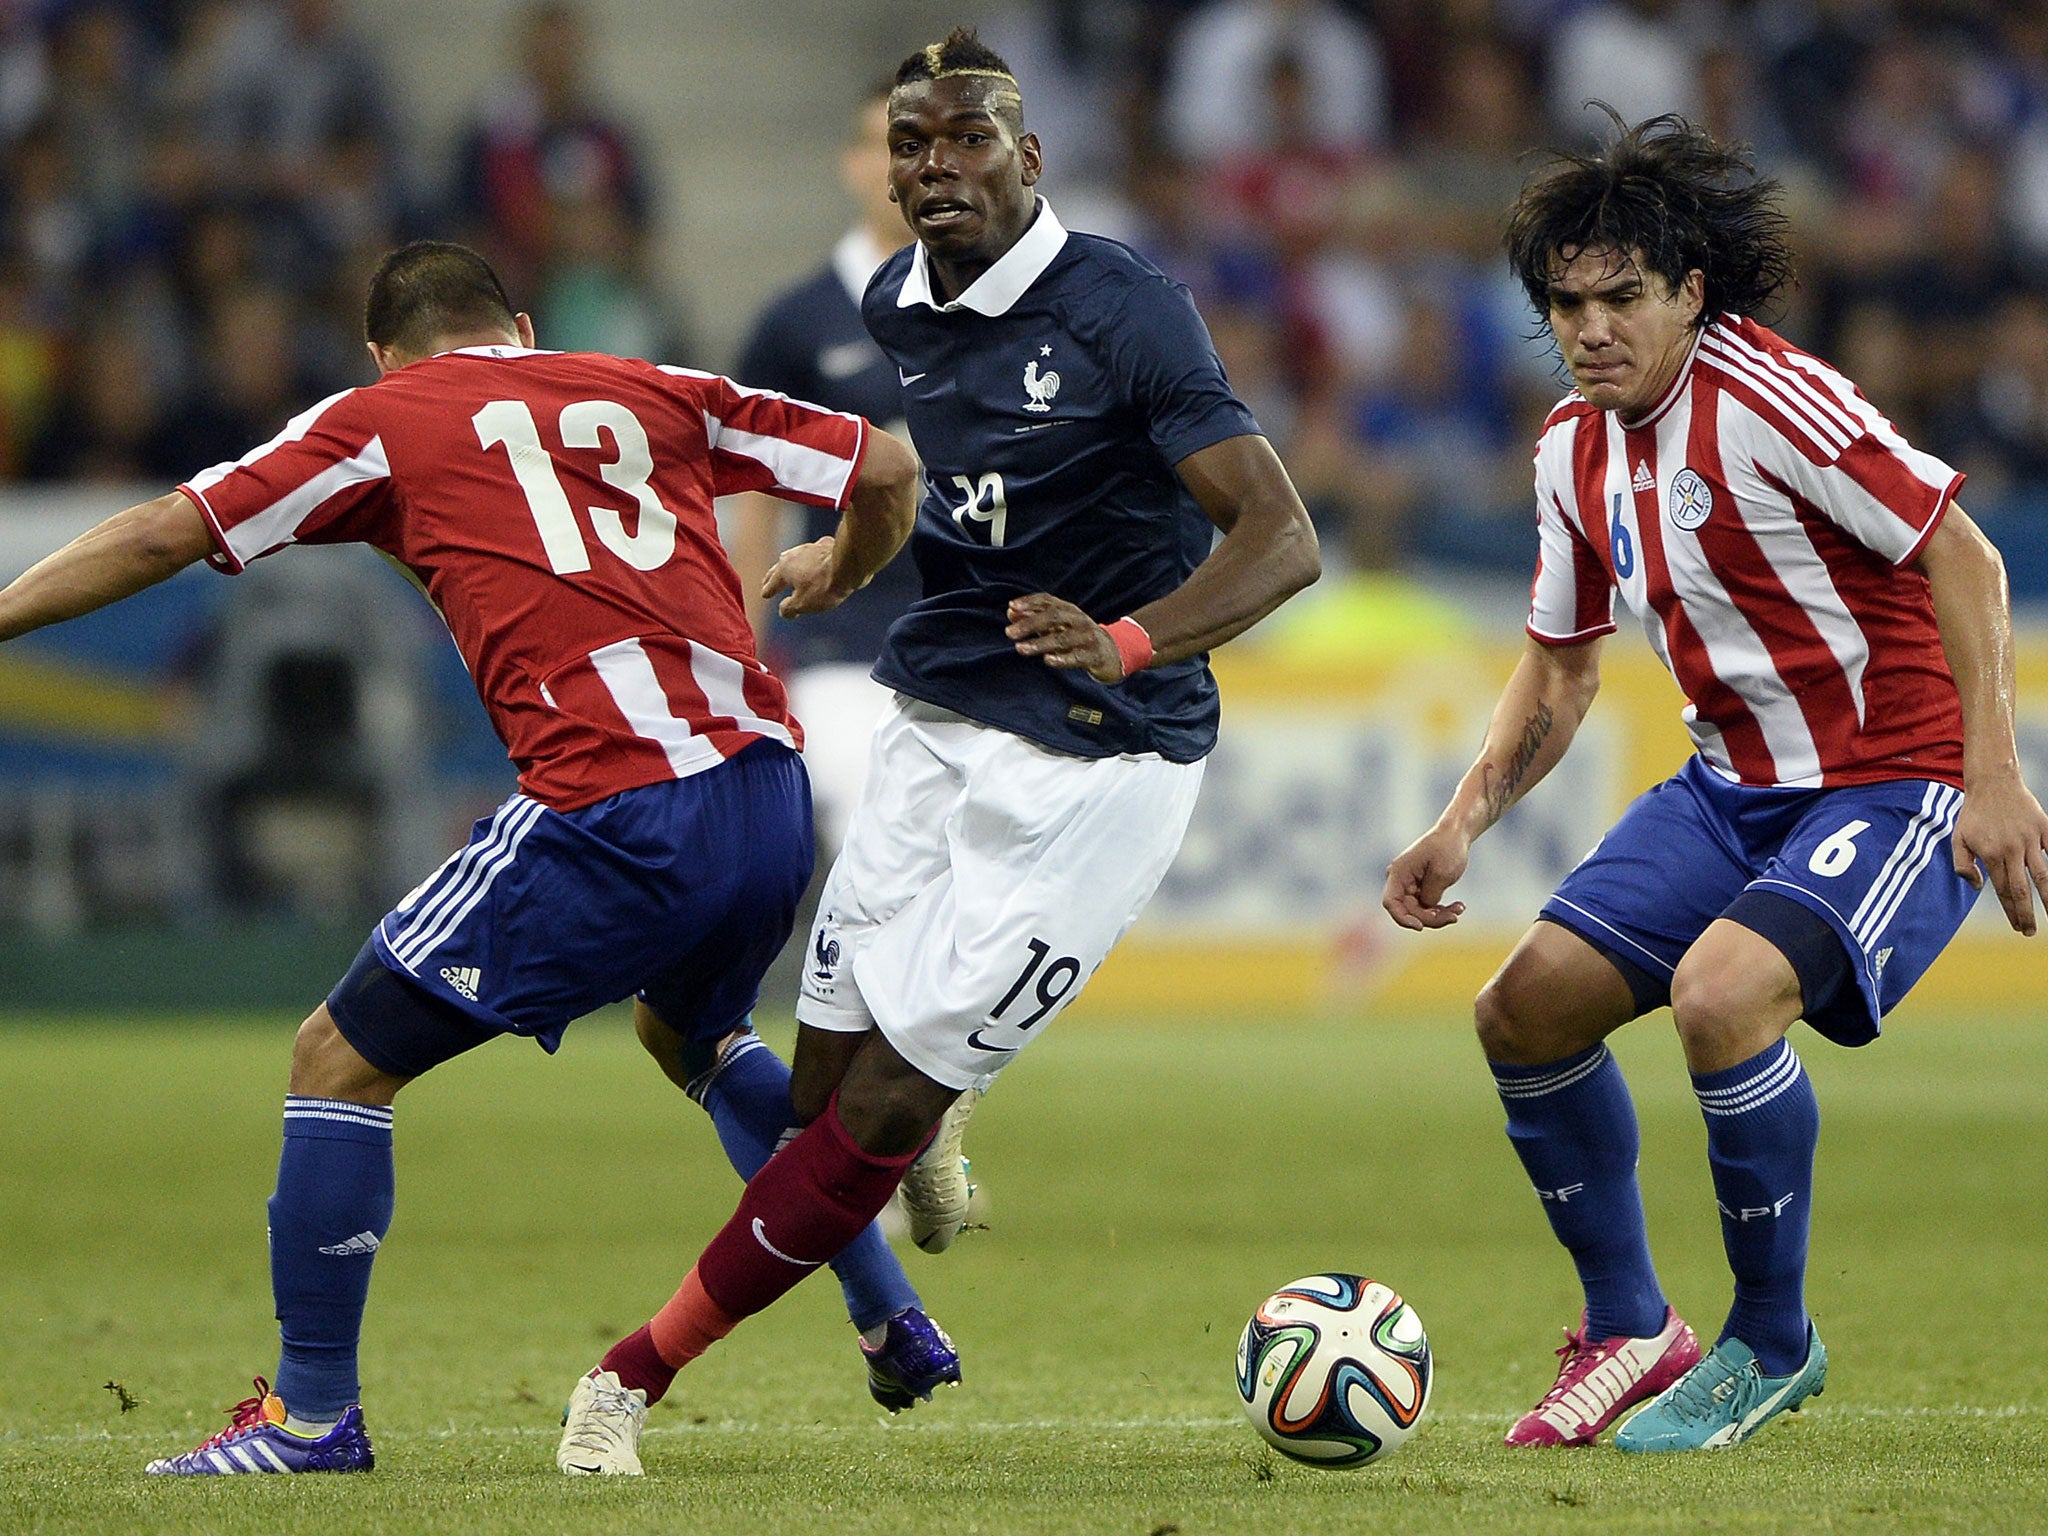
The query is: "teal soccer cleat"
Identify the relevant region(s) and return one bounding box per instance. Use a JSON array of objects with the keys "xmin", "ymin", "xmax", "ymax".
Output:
[{"xmin": 1615, "ymin": 1328, "xmax": 1826, "ymax": 1452}]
